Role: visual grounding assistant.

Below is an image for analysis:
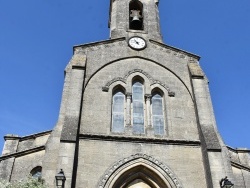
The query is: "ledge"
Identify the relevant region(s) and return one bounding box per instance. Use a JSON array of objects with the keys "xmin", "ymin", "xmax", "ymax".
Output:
[
  {"xmin": 0, "ymin": 146, "xmax": 45, "ymax": 161},
  {"xmin": 227, "ymin": 145, "xmax": 250, "ymax": 153},
  {"xmin": 231, "ymin": 161, "xmax": 250, "ymax": 172},
  {"xmin": 79, "ymin": 133, "xmax": 201, "ymax": 146},
  {"xmin": 20, "ymin": 130, "xmax": 52, "ymax": 141},
  {"xmin": 4, "ymin": 130, "xmax": 52, "ymax": 141},
  {"xmin": 73, "ymin": 37, "xmax": 126, "ymax": 52}
]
